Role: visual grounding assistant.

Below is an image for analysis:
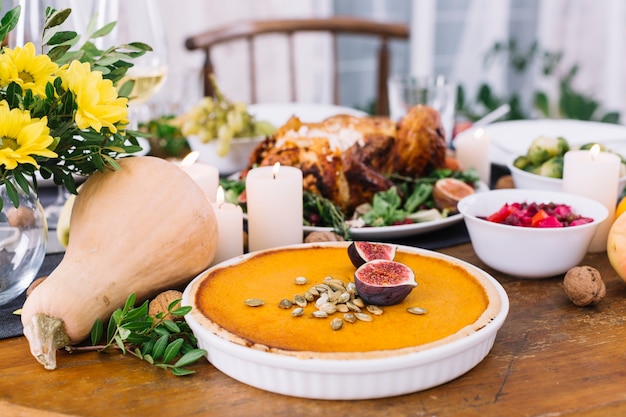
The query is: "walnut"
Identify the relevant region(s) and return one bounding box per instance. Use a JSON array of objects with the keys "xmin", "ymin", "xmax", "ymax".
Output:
[
  {"xmin": 304, "ymin": 231, "xmax": 345, "ymax": 243},
  {"xmin": 563, "ymin": 266, "xmax": 606, "ymax": 306},
  {"xmin": 495, "ymin": 175, "xmax": 515, "ymax": 190},
  {"xmin": 149, "ymin": 290, "xmax": 184, "ymax": 320}
]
